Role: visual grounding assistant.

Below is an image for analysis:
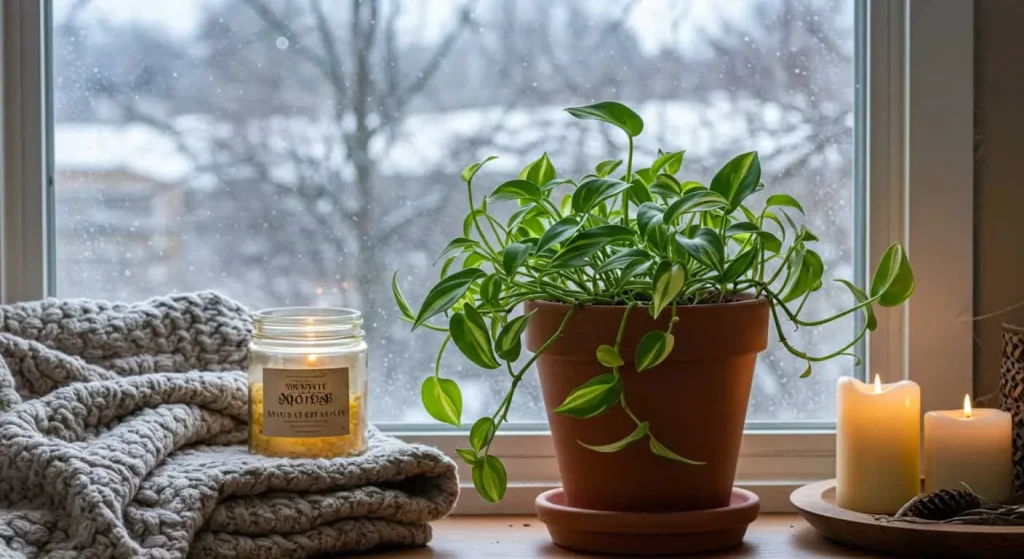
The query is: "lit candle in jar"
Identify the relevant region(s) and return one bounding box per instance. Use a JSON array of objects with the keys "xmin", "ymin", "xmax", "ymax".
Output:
[
  {"xmin": 923, "ymin": 394, "xmax": 1012, "ymax": 502},
  {"xmin": 248, "ymin": 307, "xmax": 368, "ymax": 458},
  {"xmin": 836, "ymin": 375, "xmax": 921, "ymax": 514}
]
